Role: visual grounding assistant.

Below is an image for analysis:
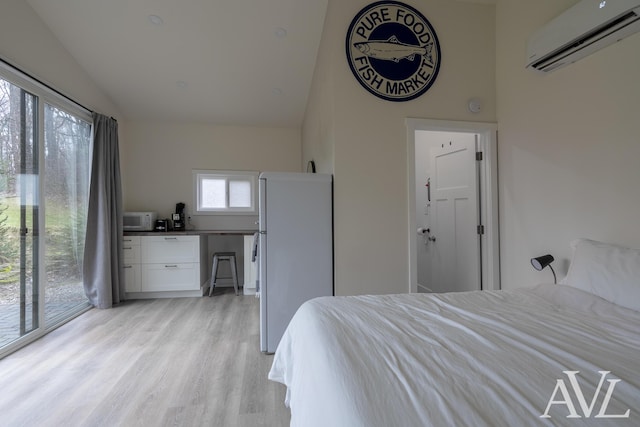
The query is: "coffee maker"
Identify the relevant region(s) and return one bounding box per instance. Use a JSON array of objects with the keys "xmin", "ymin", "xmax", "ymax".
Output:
[{"xmin": 172, "ymin": 202, "xmax": 186, "ymax": 231}]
